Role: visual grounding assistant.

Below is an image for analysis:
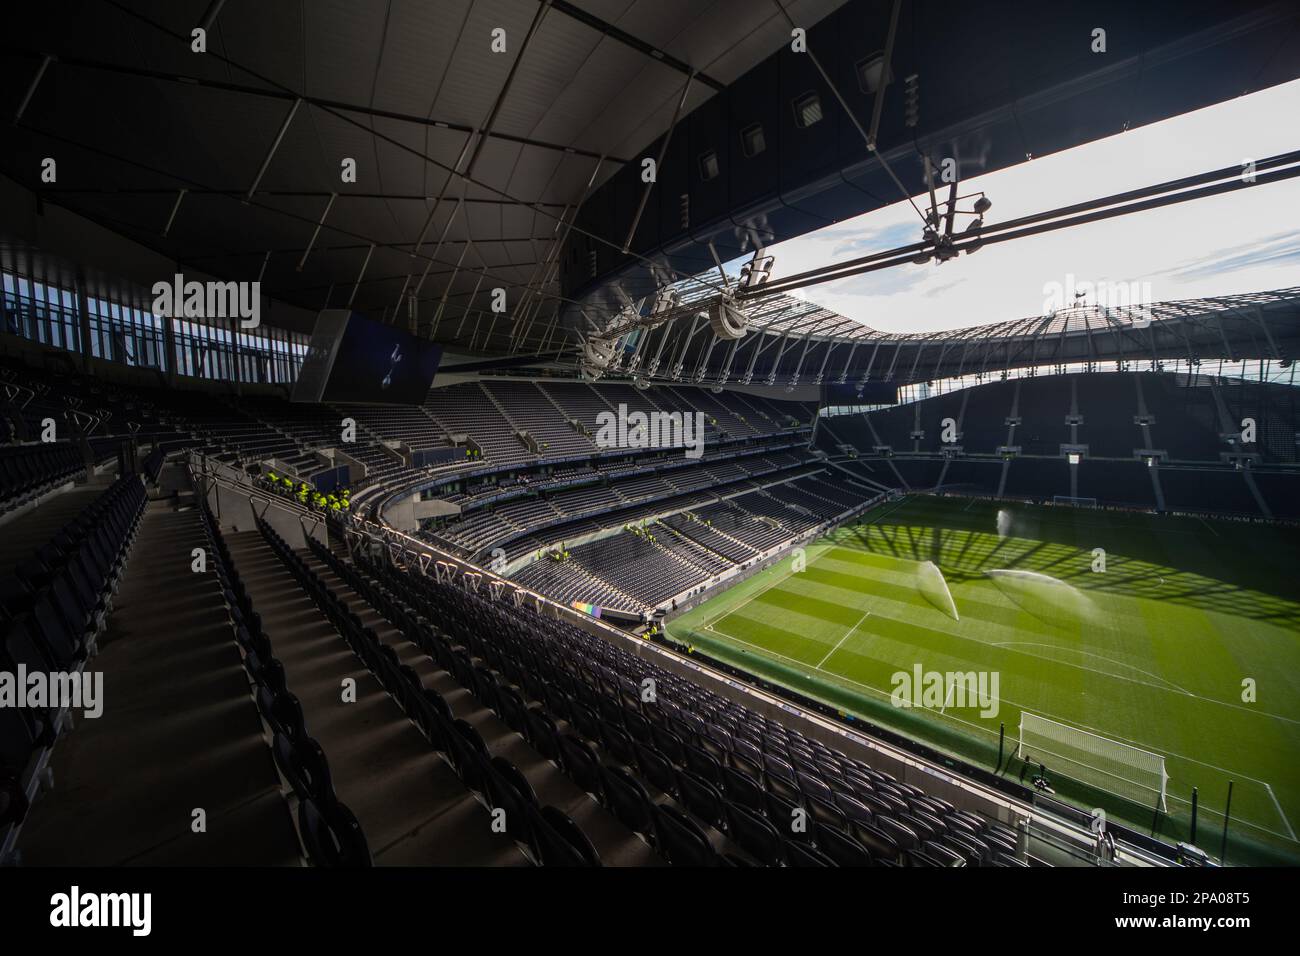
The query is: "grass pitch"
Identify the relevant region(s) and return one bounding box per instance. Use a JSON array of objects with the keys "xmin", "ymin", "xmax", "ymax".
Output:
[{"xmin": 669, "ymin": 495, "xmax": 1300, "ymax": 863}]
